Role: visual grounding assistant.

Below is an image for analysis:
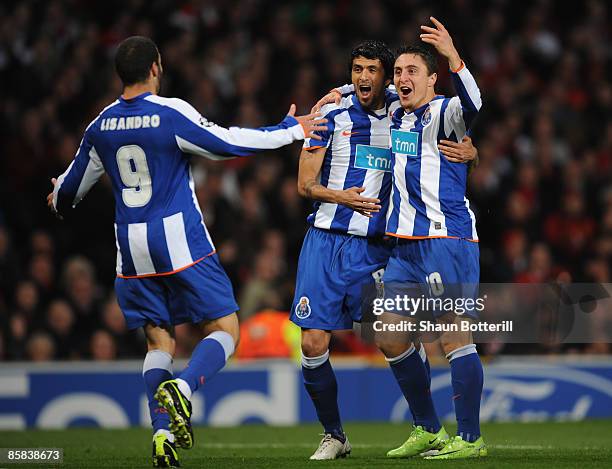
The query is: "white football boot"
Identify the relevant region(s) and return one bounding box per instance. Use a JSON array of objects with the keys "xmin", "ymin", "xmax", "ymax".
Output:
[{"xmin": 309, "ymin": 433, "xmax": 352, "ymax": 460}]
